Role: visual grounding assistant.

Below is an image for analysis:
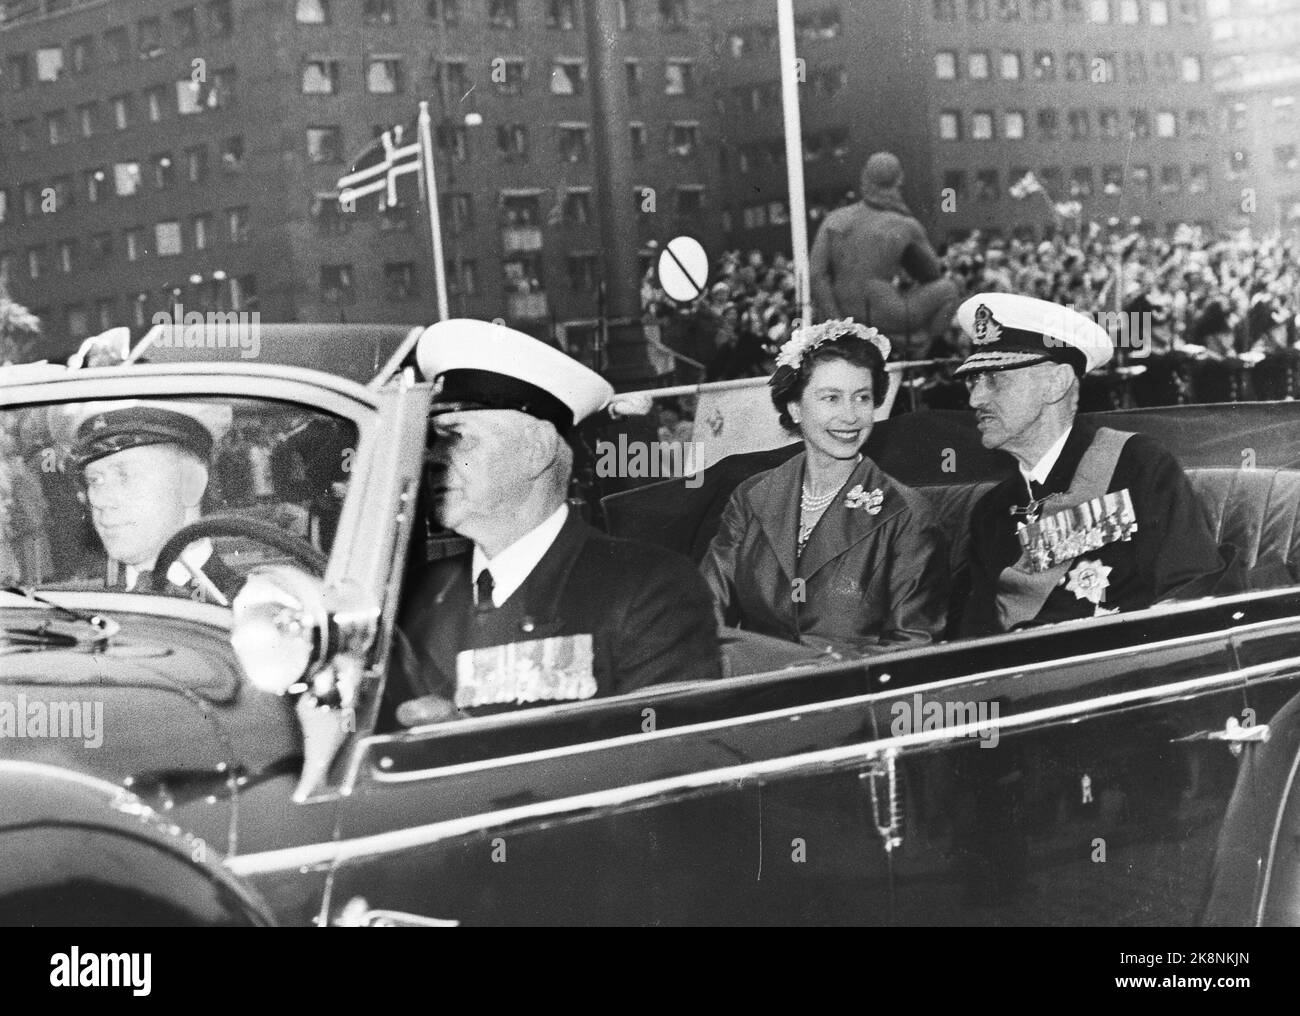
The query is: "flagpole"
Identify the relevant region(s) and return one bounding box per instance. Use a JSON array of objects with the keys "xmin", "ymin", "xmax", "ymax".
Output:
[
  {"xmin": 418, "ymin": 101, "xmax": 450, "ymax": 321},
  {"xmin": 776, "ymin": 0, "xmax": 811, "ymax": 327}
]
